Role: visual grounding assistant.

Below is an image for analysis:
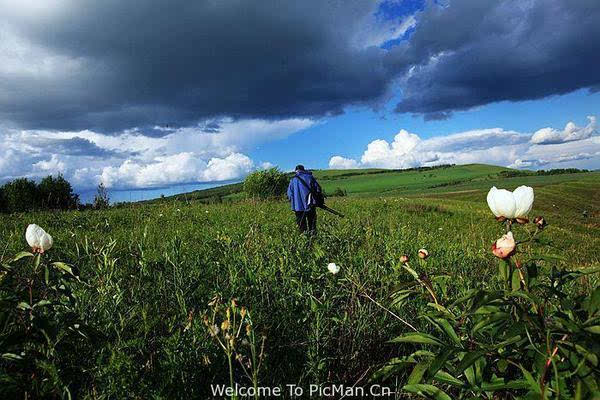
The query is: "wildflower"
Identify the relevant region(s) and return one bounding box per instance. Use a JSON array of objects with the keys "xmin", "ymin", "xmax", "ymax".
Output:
[
  {"xmin": 208, "ymin": 324, "xmax": 220, "ymax": 337},
  {"xmin": 25, "ymin": 224, "xmax": 53, "ymax": 253},
  {"xmin": 491, "ymin": 231, "xmax": 516, "ymax": 259},
  {"xmin": 399, "ymin": 255, "xmax": 409, "ymax": 263},
  {"xmin": 327, "ymin": 262, "xmax": 340, "ymax": 274},
  {"xmin": 487, "ymin": 186, "xmax": 534, "ymax": 221},
  {"xmin": 418, "ymin": 249, "xmax": 429, "ymax": 259},
  {"xmin": 240, "ymin": 307, "xmax": 247, "ymax": 319},
  {"xmin": 533, "ymin": 216, "xmax": 547, "ymax": 230},
  {"xmin": 221, "ymin": 320, "xmax": 230, "ymax": 331}
]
